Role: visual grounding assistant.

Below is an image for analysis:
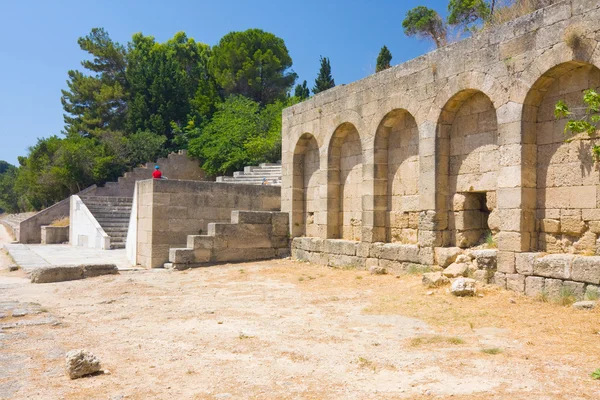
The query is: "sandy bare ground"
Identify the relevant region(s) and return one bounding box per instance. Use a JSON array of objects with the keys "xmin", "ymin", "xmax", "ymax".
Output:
[{"xmin": 1, "ymin": 229, "xmax": 600, "ymax": 399}]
